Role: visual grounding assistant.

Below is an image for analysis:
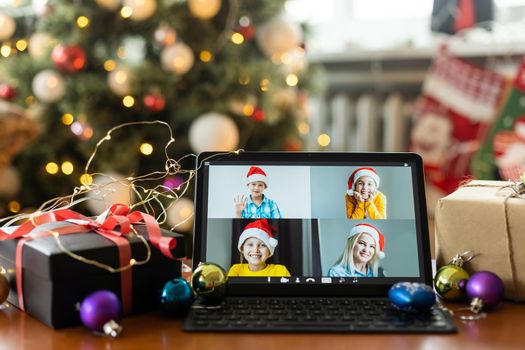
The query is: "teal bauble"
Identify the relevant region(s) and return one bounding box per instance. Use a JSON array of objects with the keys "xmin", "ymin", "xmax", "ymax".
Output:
[{"xmin": 160, "ymin": 278, "xmax": 194, "ymax": 316}]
